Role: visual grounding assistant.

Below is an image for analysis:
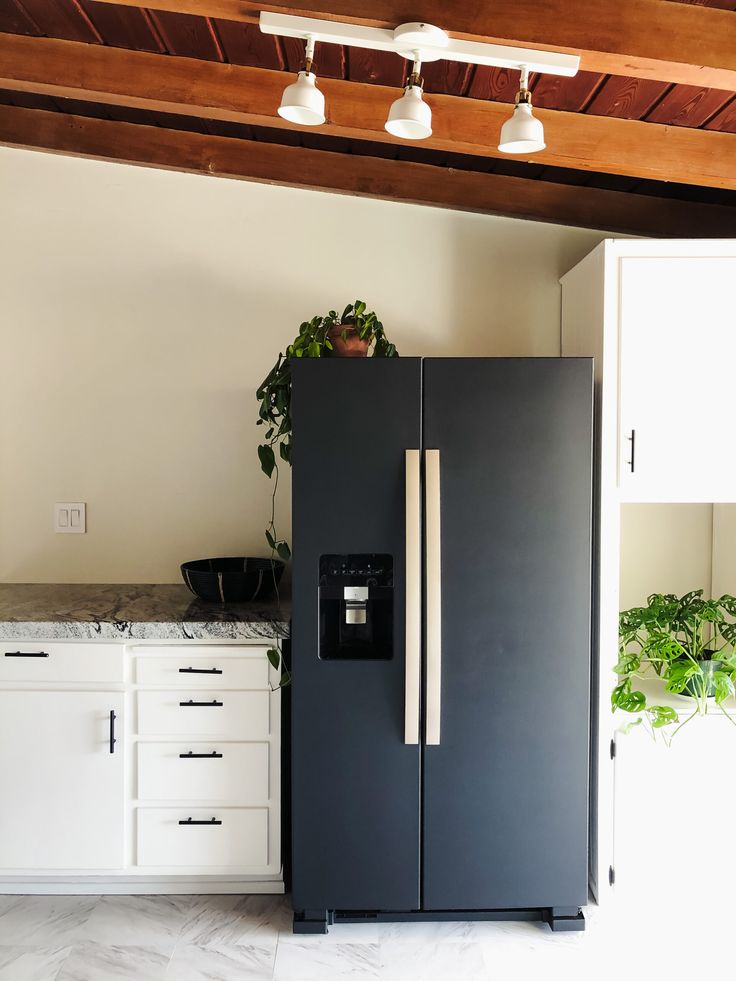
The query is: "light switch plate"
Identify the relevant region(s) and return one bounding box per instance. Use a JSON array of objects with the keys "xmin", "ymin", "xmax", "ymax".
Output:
[{"xmin": 54, "ymin": 502, "xmax": 86, "ymax": 534}]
